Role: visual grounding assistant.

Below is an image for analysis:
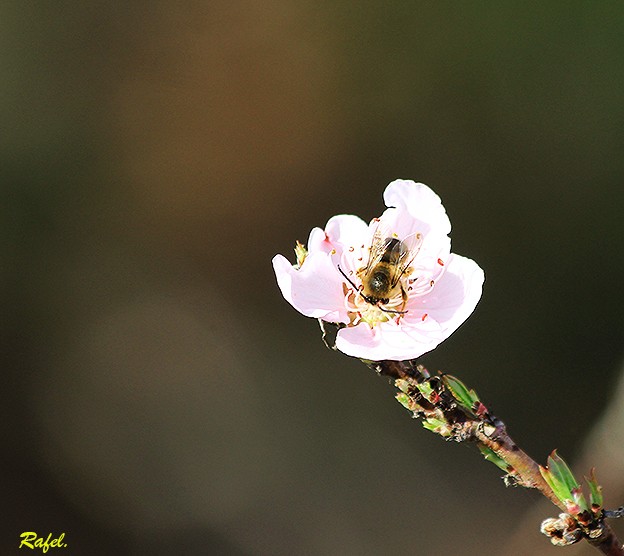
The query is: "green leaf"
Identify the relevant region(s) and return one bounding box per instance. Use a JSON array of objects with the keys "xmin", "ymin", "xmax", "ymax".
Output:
[
  {"xmin": 417, "ymin": 380, "xmax": 434, "ymax": 398},
  {"xmin": 540, "ymin": 456, "xmax": 569, "ymax": 502},
  {"xmin": 549, "ymin": 451, "xmax": 581, "ymax": 494},
  {"xmin": 294, "ymin": 240, "xmax": 308, "ymax": 267},
  {"xmin": 585, "ymin": 468, "xmax": 603, "ymax": 509},
  {"xmin": 396, "ymin": 392, "xmax": 415, "ymax": 411},
  {"xmin": 395, "ymin": 378, "xmax": 411, "ymax": 394},
  {"xmin": 478, "ymin": 444, "xmax": 512, "ymax": 473},
  {"xmin": 540, "ymin": 451, "xmax": 588, "ymax": 512},
  {"xmin": 422, "ymin": 416, "xmax": 452, "ymax": 437},
  {"xmin": 442, "ymin": 374, "xmax": 480, "ymax": 411}
]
